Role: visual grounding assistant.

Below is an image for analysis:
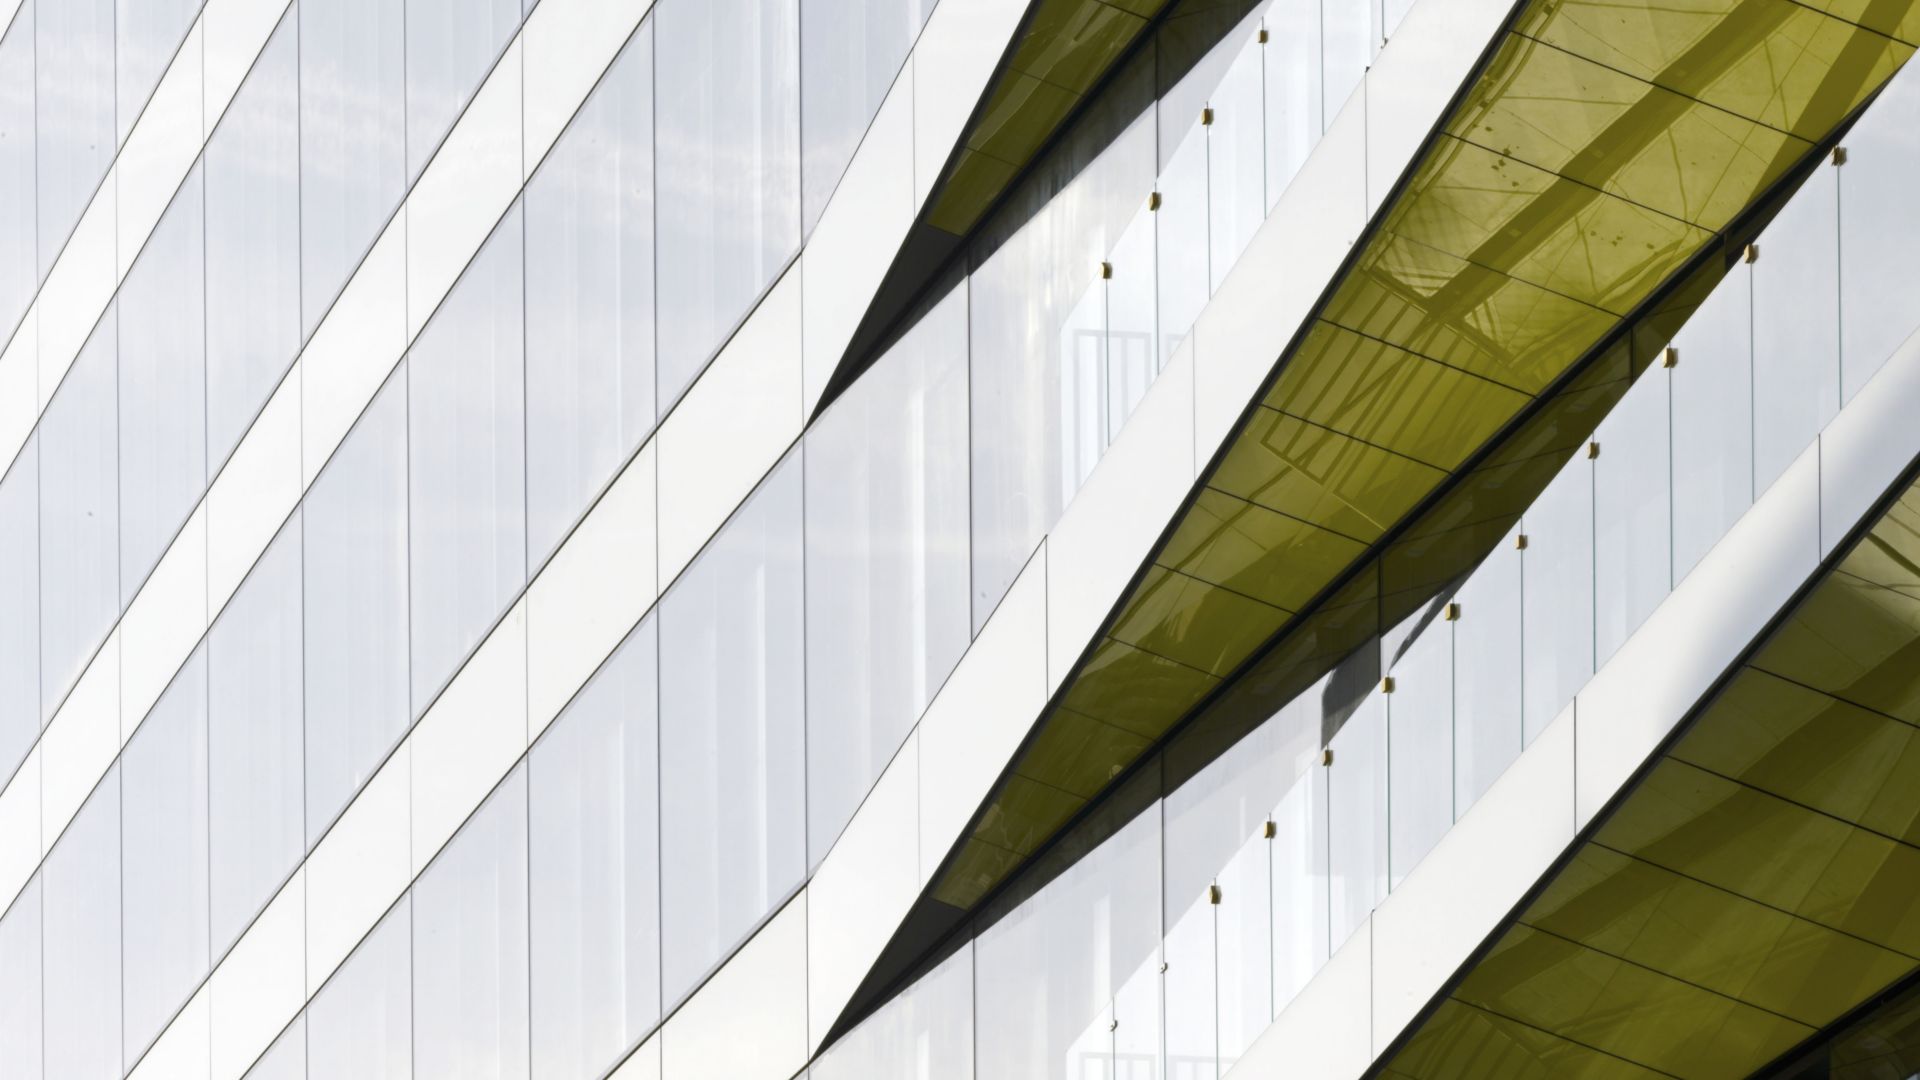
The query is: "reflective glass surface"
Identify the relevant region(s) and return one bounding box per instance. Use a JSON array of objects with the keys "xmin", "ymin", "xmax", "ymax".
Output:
[
  {"xmin": 1752, "ymin": 163, "xmax": 1840, "ymax": 494},
  {"xmin": 0, "ymin": 874, "xmax": 41, "ymax": 1076},
  {"xmin": 309, "ymin": 897, "xmax": 412, "ymax": 1080},
  {"xmin": 115, "ymin": 0, "xmax": 200, "ymax": 145},
  {"xmin": 1840, "ymin": 72, "xmax": 1920, "ymax": 401},
  {"xmin": 34, "ymin": 0, "xmax": 113, "ymax": 282},
  {"xmin": 38, "ymin": 311, "xmax": 117, "ymax": 721},
  {"xmin": 0, "ymin": 5, "xmax": 35, "ymax": 337},
  {"xmin": 1520, "ymin": 454, "xmax": 1592, "ymax": 743},
  {"xmin": 0, "ymin": 440, "xmax": 36, "ymax": 782},
  {"xmin": 1670, "ymin": 261, "xmax": 1753, "ymax": 582},
  {"xmin": 42, "ymin": 768, "xmax": 120, "ymax": 1080},
  {"xmin": 1388, "ymin": 617, "xmax": 1451, "ymax": 886},
  {"xmin": 404, "ymin": 0, "xmax": 518, "ymax": 182},
  {"xmin": 1593, "ymin": 363, "xmax": 1671, "ymax": 664},
  {"xmin": 799, "ymin": 0, "xmax": 930, "ymax": 234}
]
